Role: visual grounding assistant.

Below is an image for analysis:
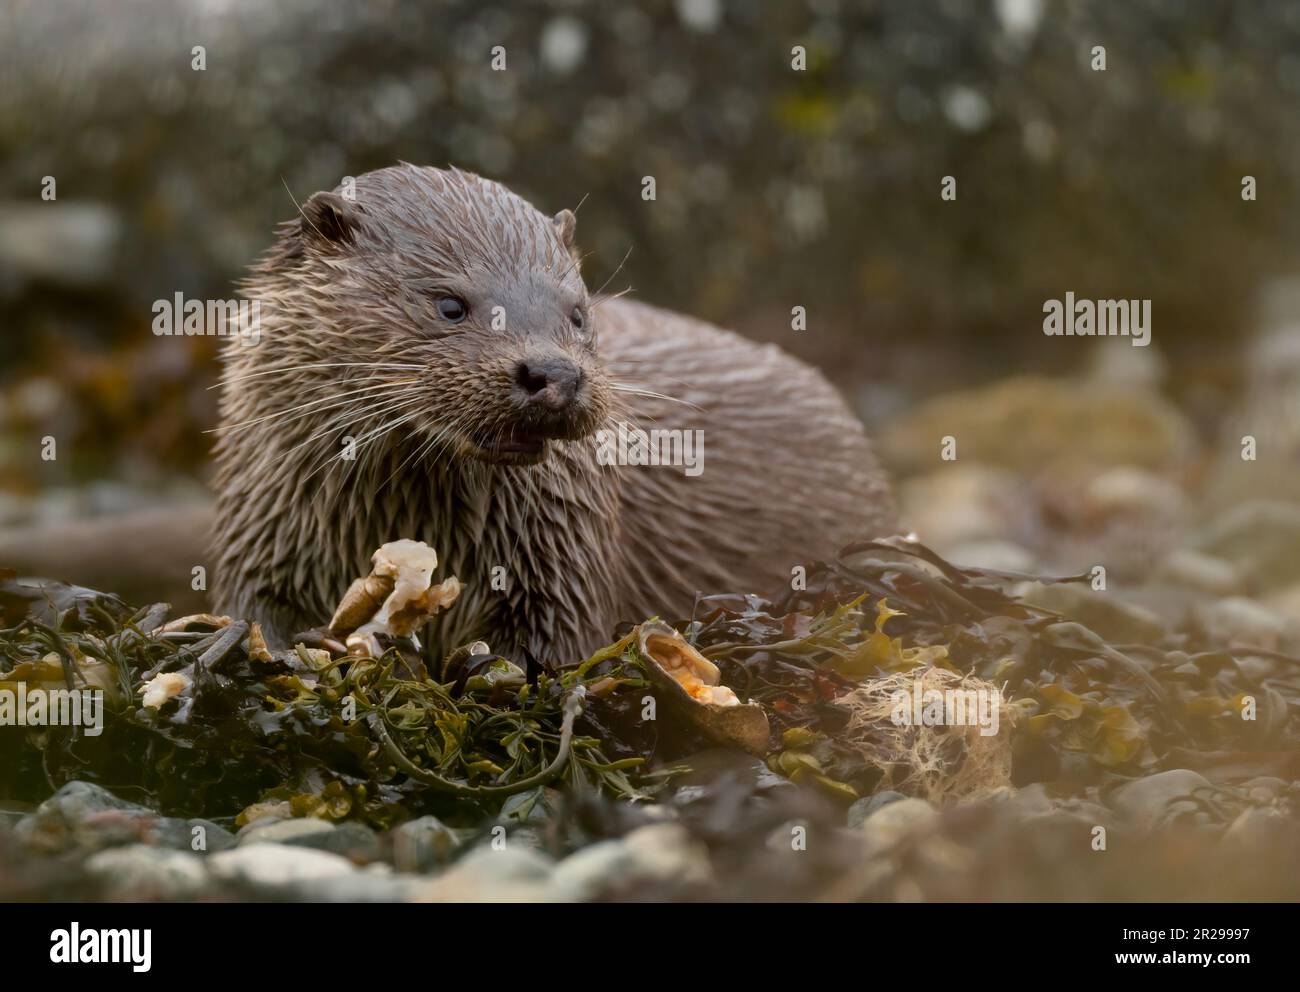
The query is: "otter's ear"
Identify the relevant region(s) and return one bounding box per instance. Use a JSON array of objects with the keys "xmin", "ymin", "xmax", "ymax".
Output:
[
  {"xmin": 301, "ymin": 191, "xmax": 361, "ymax": 249},
  {"xmin": 553, "ymin": 209, "xmax": 577, "ymax": 251}
]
